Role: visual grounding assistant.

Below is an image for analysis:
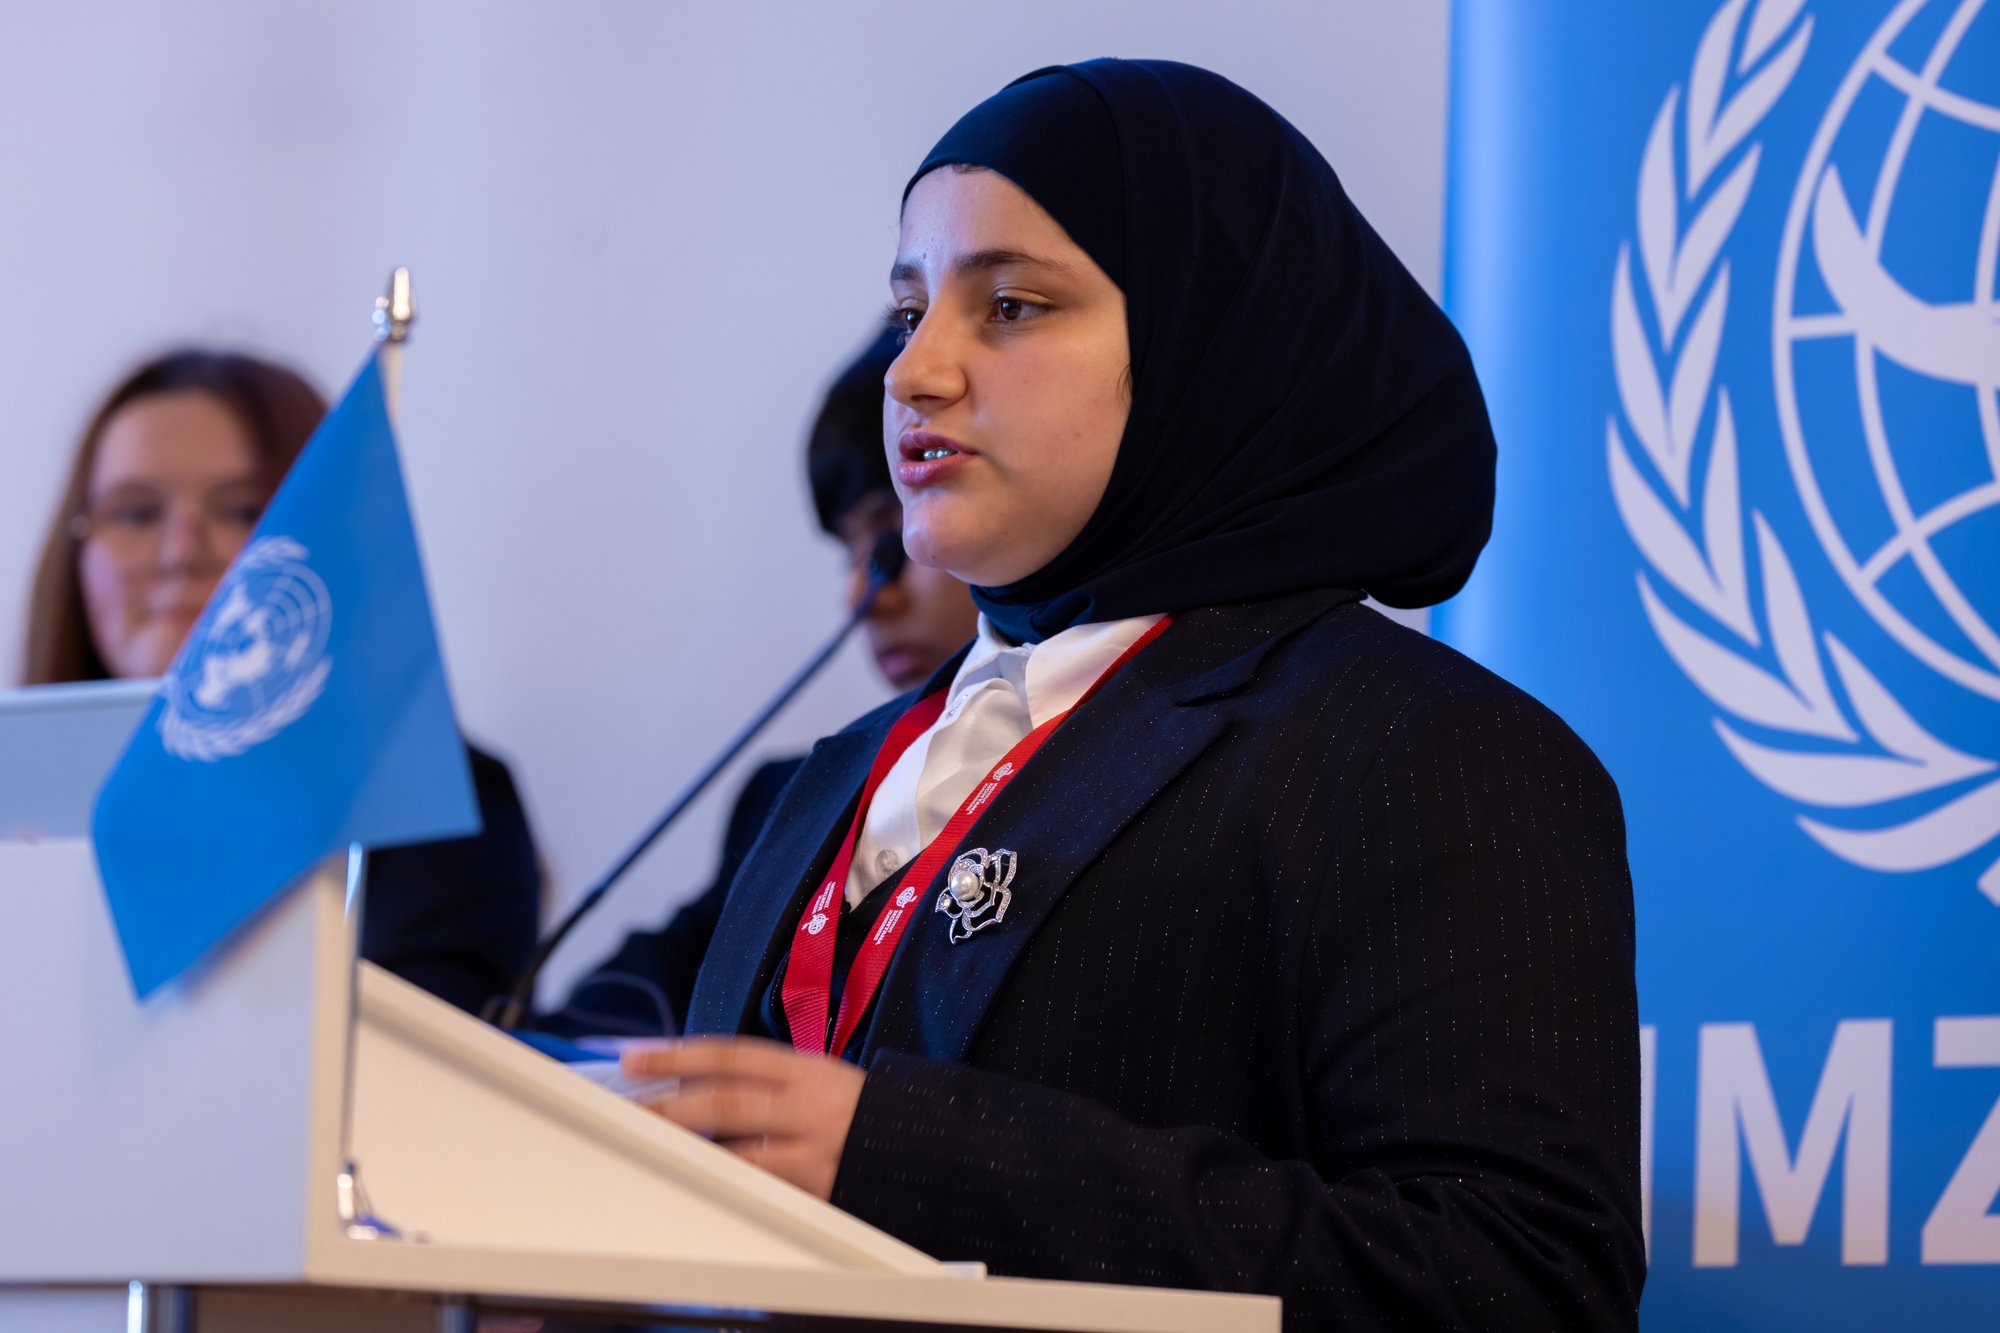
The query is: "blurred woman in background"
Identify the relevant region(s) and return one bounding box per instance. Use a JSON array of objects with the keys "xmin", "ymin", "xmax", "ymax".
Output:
[
  {"xmin": 550, "ymin": 328, "xmax": 981, "ymax": 1035},
  {"xmin": 23, "ymin": 347, "xmax": 542, "ymax": 1014}
]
